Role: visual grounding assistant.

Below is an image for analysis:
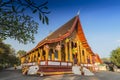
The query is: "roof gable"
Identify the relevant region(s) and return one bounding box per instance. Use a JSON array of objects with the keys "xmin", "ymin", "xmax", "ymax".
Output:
[{"xmin": 35, "ymin": 16, "xmax": 78, "ymax": 48}]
